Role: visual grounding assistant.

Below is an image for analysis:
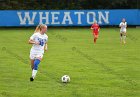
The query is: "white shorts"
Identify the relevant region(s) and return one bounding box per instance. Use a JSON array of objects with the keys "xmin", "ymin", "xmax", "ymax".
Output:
[
  {"xmin": 30, "ymin": 53, "xmax": 43, "ymax": 60},
  {"xmin": 120, "ymin": 29, "xmax": 126, "ymax": 33}
]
